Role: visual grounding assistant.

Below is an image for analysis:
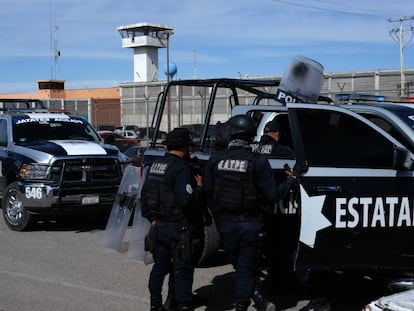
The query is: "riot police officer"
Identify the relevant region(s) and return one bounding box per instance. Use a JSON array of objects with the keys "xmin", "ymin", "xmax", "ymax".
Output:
[
  {"xmin": 251, "ymin": 119, "xmax": 294, "ymax": 159},
  {"xmin": 141, "ymin": 127, "xmax": 203, "ymax": 311},
  {"xmin": 204, "ymin": 115, "xmax": 298, "ymax": 311}
]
